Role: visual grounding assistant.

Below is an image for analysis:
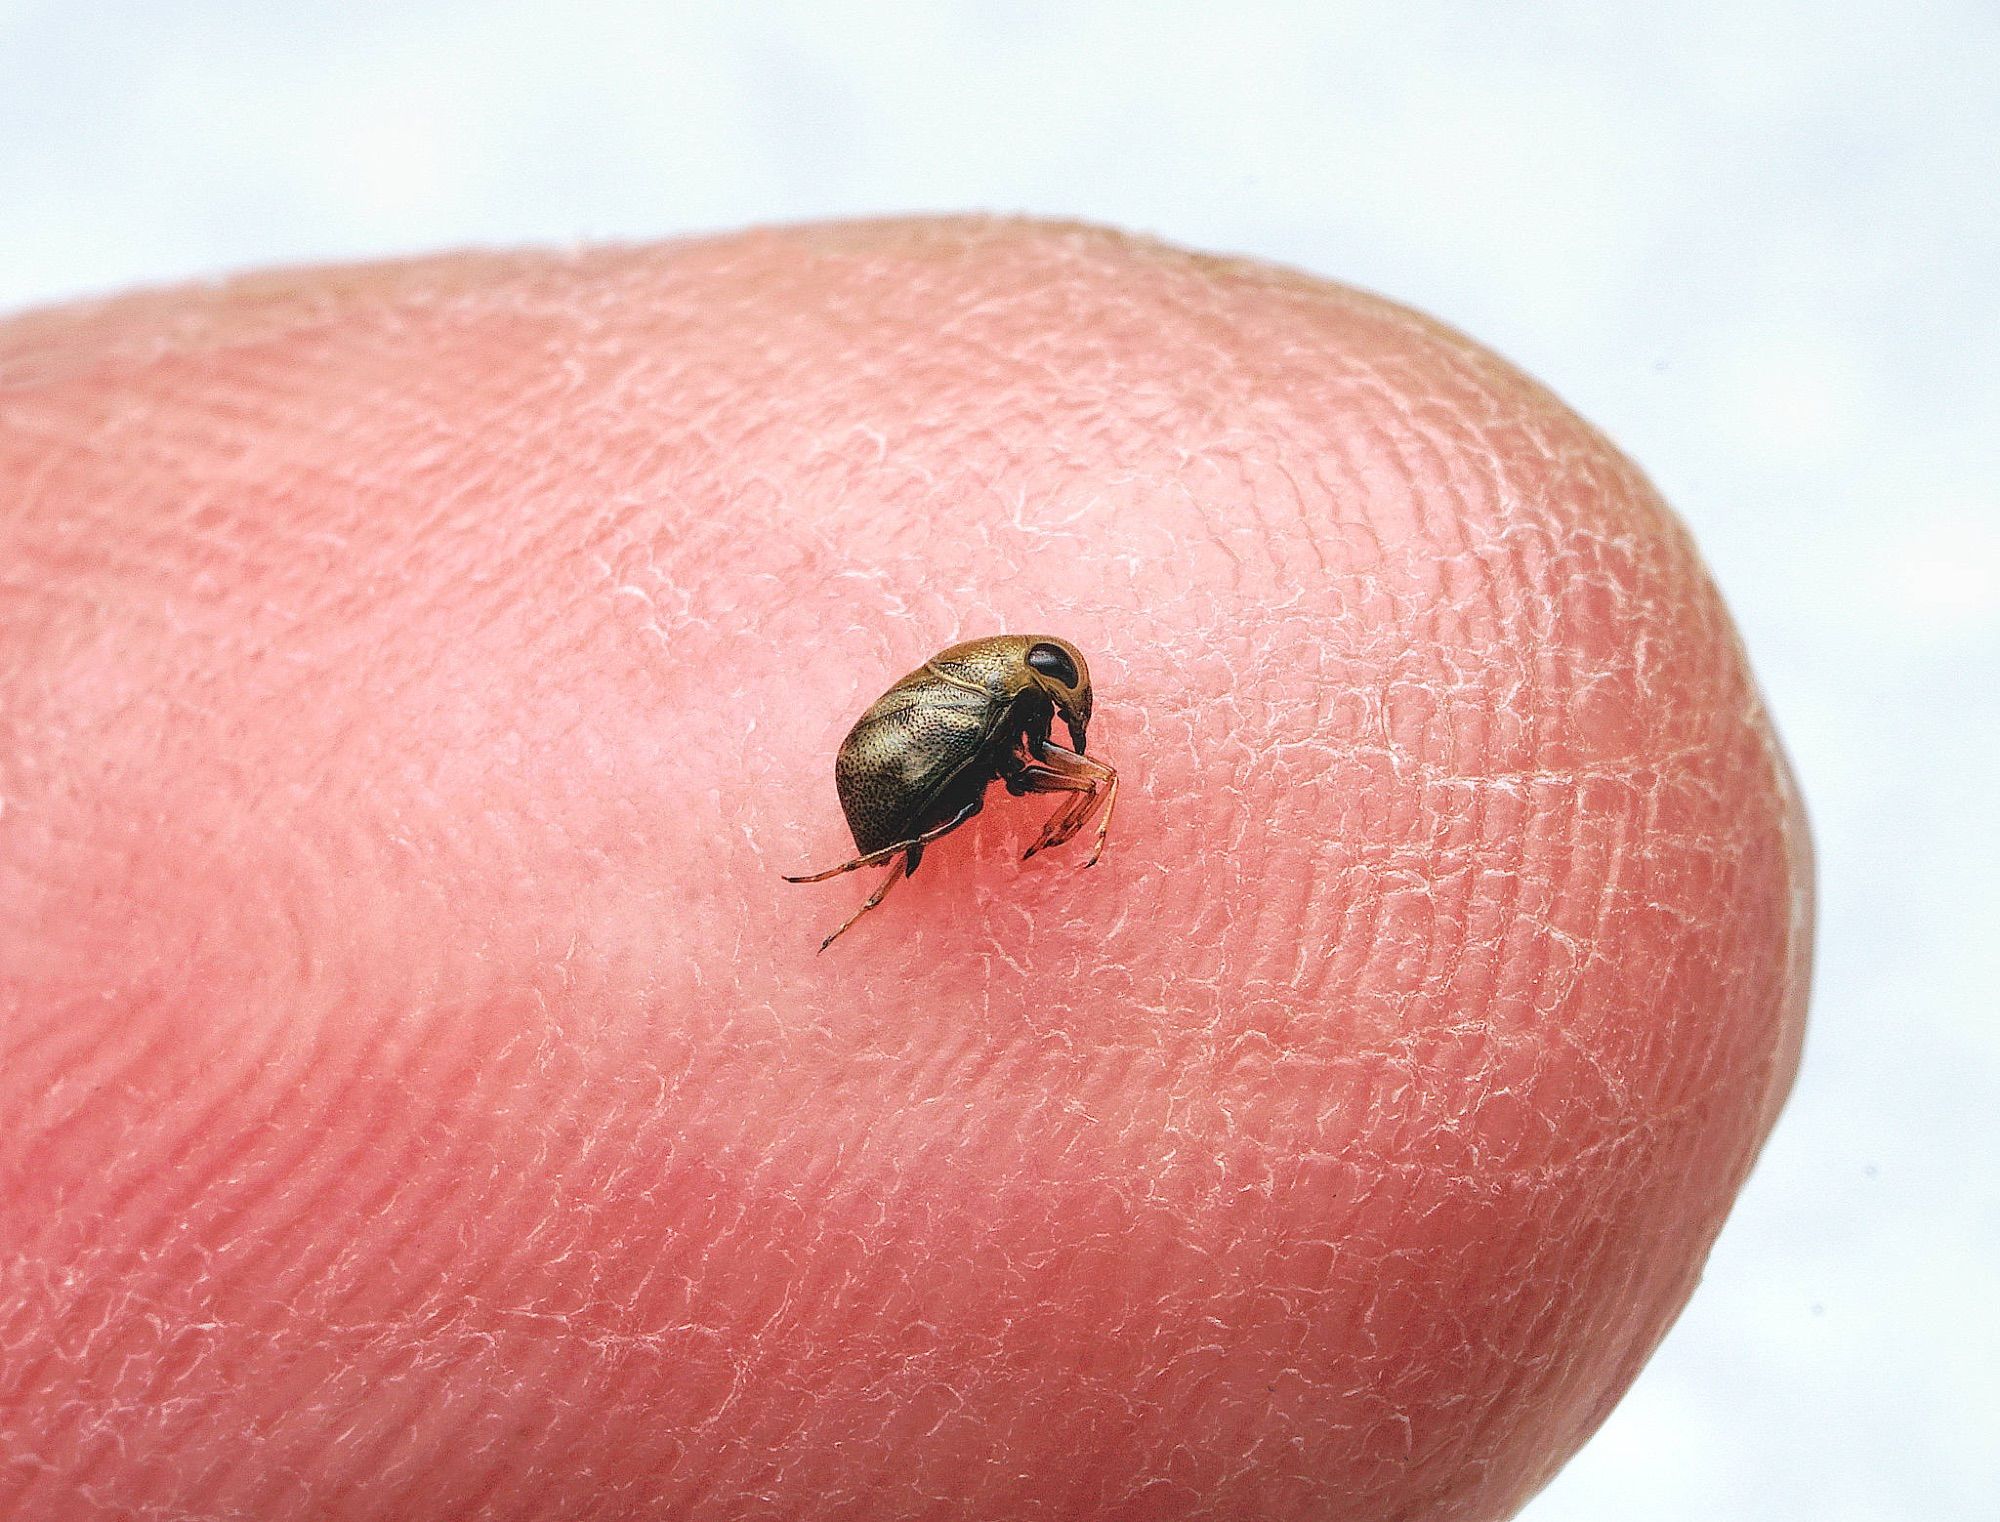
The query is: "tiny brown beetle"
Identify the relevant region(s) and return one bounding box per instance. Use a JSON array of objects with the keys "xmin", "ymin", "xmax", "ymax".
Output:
[{"xmin": 785, "ymin": 634, "xmax": 1120, "ymax": 950}]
